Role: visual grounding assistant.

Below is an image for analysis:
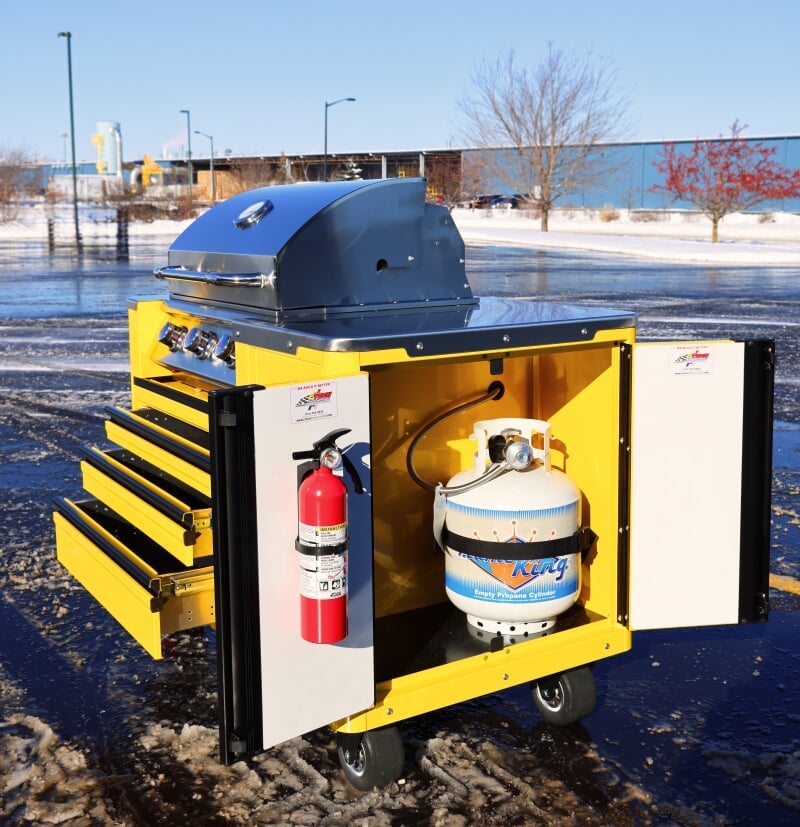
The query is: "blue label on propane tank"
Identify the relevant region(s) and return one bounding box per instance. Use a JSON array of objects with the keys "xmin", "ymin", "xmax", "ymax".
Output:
[{"xmin": 446, "ymin": 555, "xmax": 578, "ymax": 603}]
